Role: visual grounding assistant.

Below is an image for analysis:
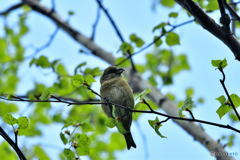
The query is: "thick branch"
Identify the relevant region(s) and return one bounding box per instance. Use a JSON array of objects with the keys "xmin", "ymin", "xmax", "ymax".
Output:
[
  {"xmin": 20, "ymin": 0, "xmax": 236, "ymax": 159},
  {"xmin": 175, "ymin": 0, "xmax": 240, "ymax": 61}
]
